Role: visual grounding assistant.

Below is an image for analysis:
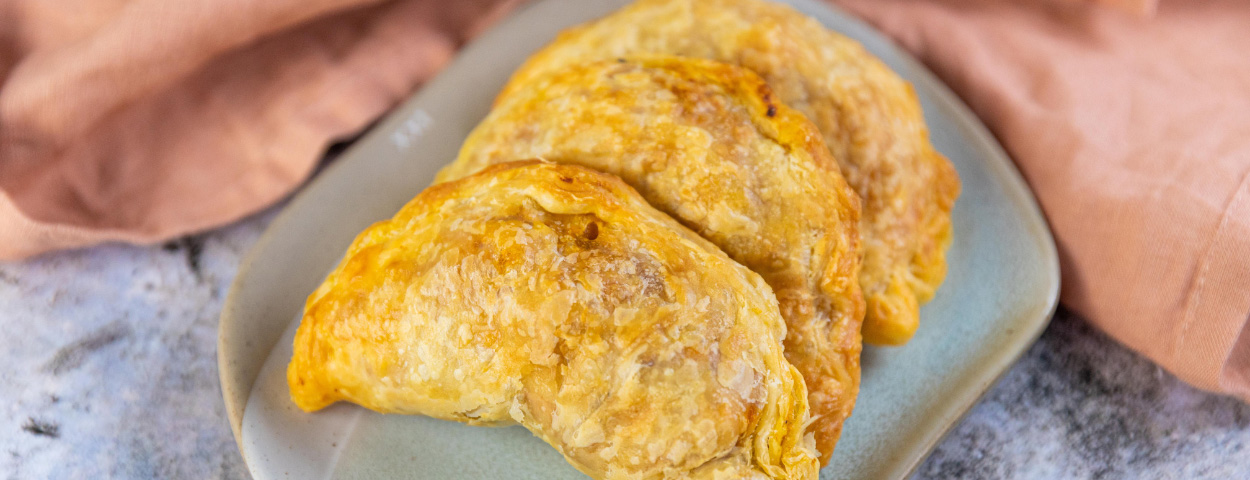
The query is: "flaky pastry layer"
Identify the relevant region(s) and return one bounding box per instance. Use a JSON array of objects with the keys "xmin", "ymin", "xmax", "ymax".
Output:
[
  {"xmin": 438, "ymin": 55, "xmax": 863, "ymax": 461},
  {"xmin": 290, "ymin": 162, "xmax": 819, "ymax": 479},
  {"xmin": 502, "ymin": 0, "xmax": 961, "ymax": 348}
]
